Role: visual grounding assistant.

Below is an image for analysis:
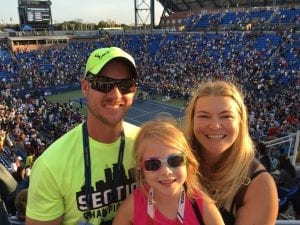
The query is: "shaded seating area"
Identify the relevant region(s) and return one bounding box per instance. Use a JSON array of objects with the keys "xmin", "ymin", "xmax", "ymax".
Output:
[{"xmin": 278, "ymin": 185, "xmax": 299, "ymax": 213}]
